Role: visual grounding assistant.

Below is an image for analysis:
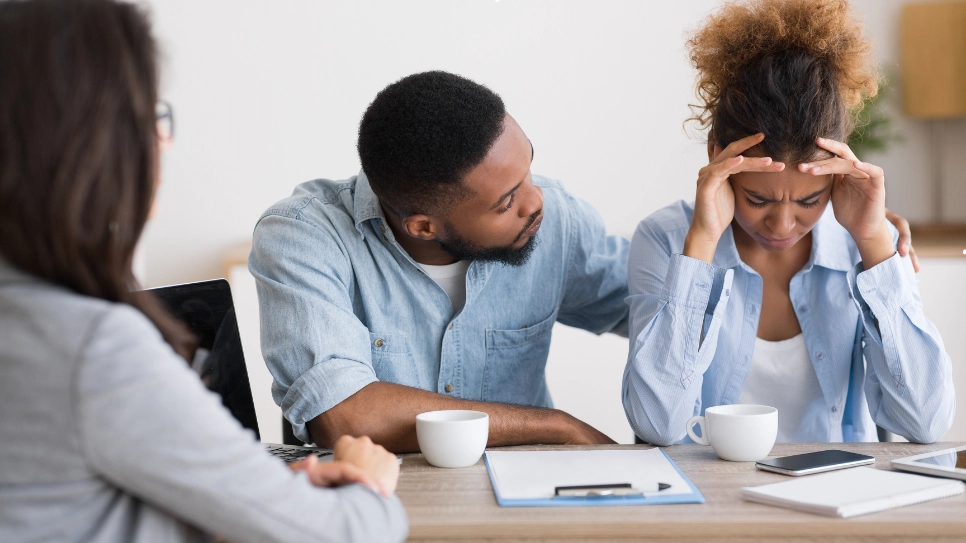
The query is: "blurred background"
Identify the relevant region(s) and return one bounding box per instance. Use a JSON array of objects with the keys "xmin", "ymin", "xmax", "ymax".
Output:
[{"xmin": 140, "ymin": 0, "xmax": 966, "ymax": 444}]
